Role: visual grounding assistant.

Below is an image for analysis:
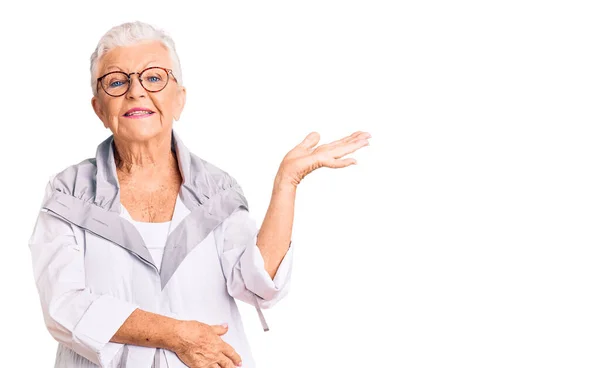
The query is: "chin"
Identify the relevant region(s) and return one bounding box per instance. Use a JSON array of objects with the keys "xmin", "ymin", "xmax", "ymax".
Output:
[{"xmin": 118, "ymin": 118, "xmax": 168, "ymax": 141}]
